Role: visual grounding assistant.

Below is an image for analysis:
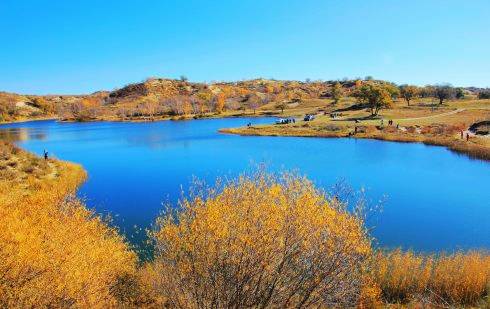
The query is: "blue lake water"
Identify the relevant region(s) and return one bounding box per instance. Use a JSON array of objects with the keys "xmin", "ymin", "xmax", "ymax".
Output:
[{"xmin": 1, "ymin": 118, "xmax": 490, "ymax": 252}]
